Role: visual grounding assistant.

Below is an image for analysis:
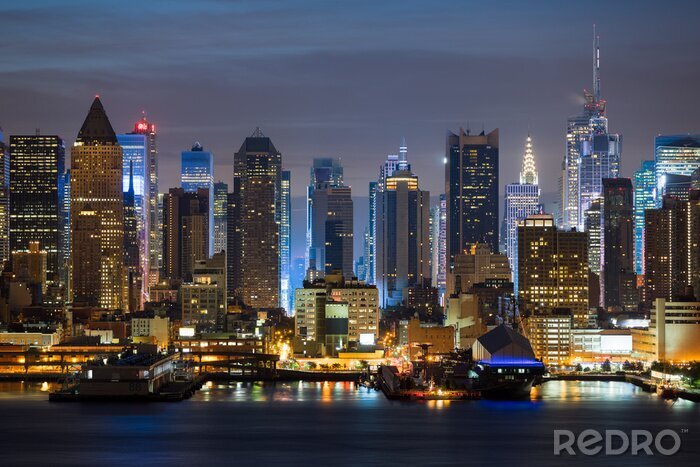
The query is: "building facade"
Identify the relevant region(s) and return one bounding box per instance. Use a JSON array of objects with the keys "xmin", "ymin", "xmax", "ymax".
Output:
[
  {"xmin": 601, "ymin": 178, "xmax": 635, "ymax": 310},
  {"xmin": 654, "ymin": 135, "xmax": 700, "ymax": 205},
  {"xmin": 633, "ymin": 160, "xmax": 656, "ymax": 275}
]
